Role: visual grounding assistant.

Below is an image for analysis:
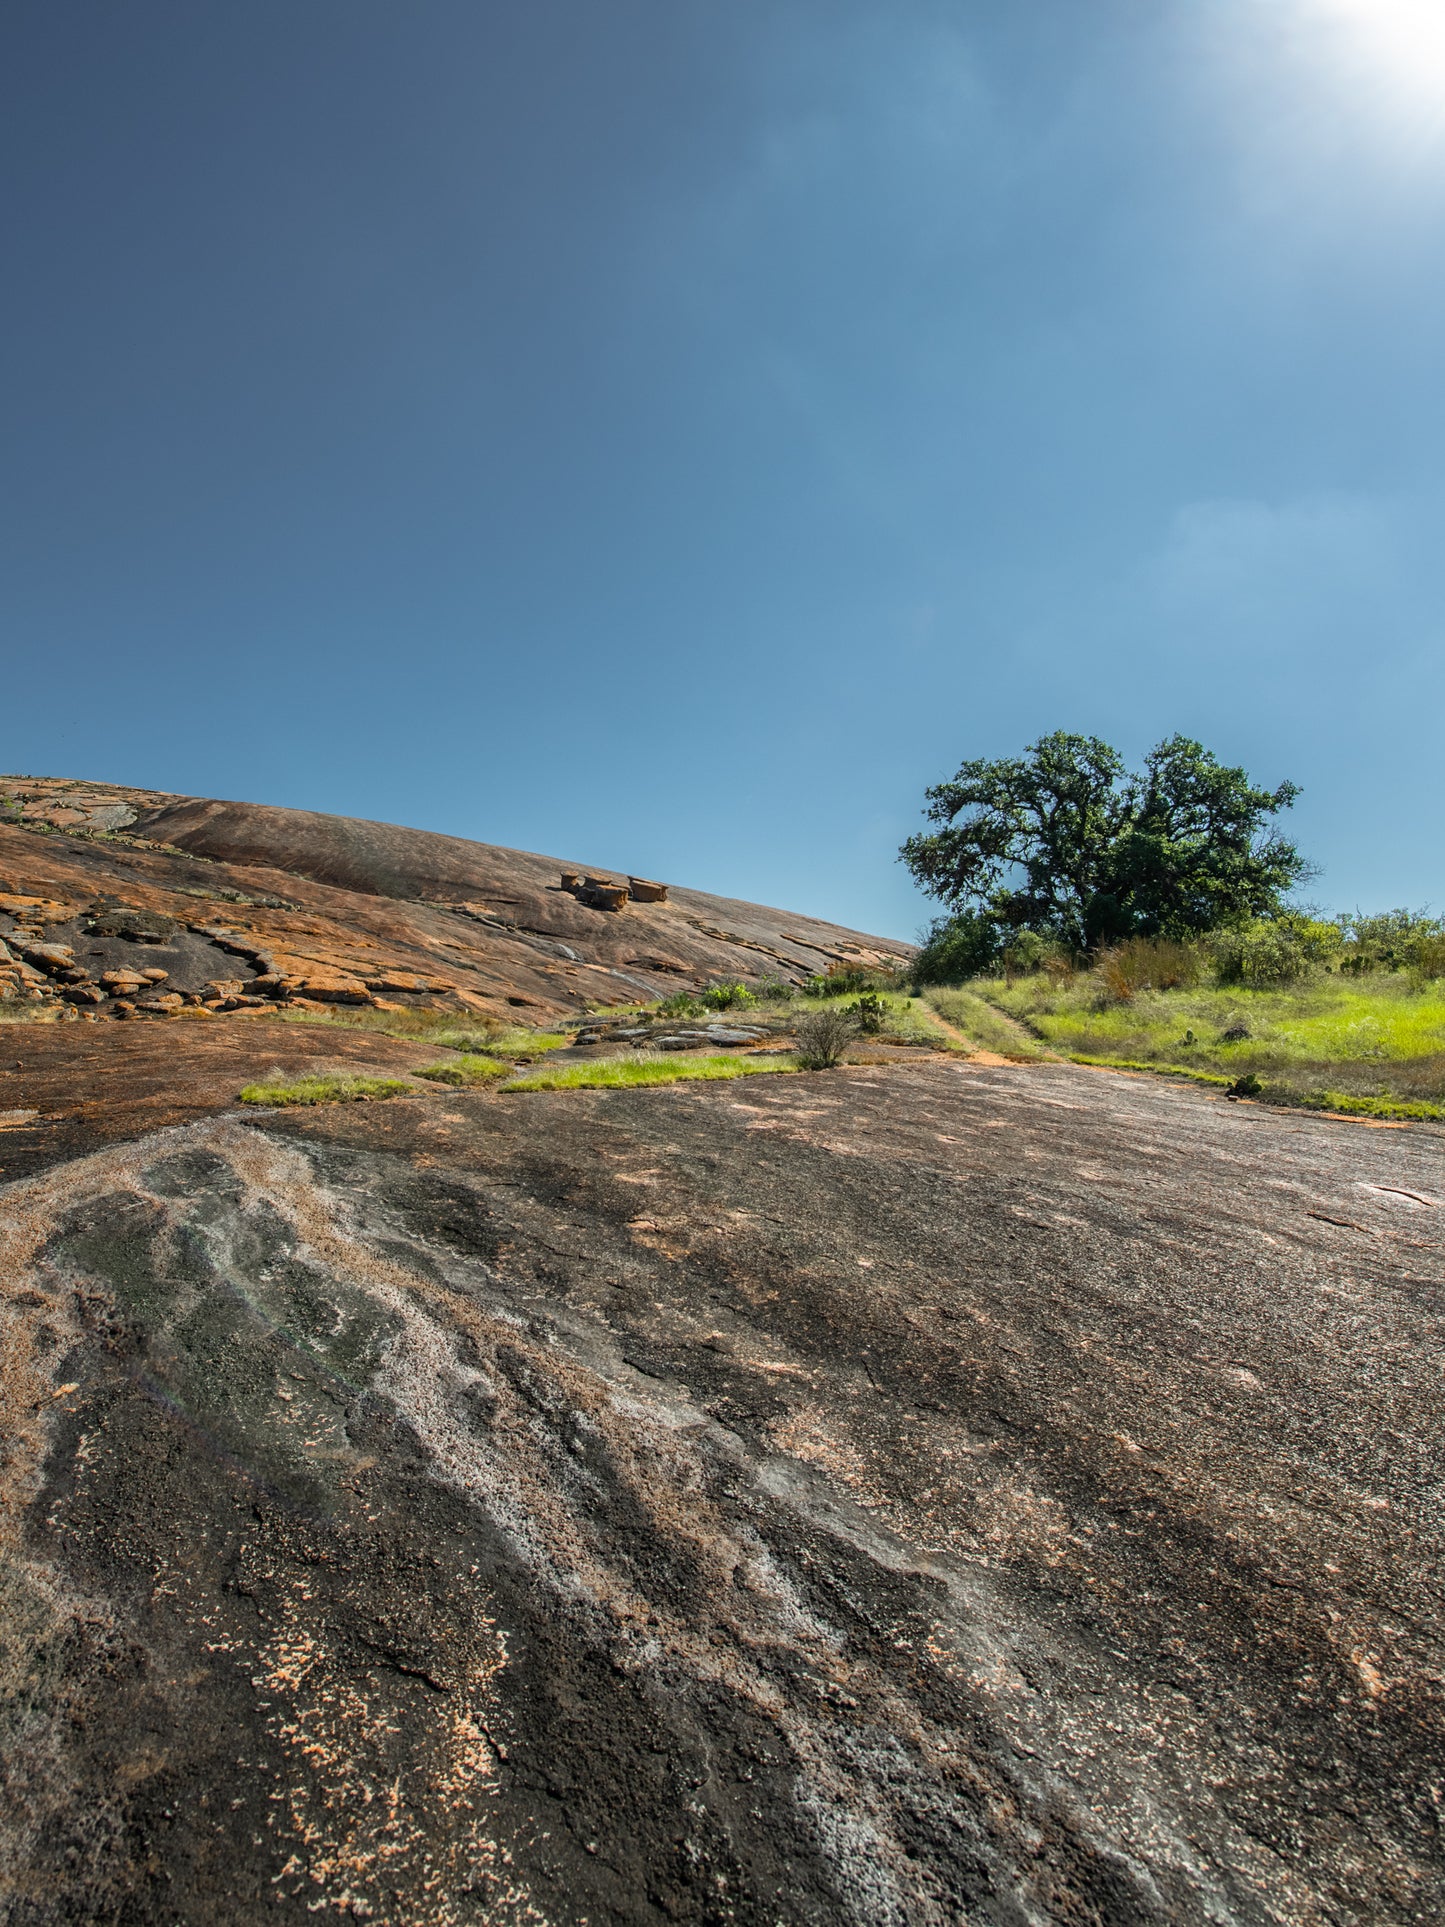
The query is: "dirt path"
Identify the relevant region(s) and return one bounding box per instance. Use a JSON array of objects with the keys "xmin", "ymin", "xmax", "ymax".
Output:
[{"xmin": 915, "ymin": 999, "xmax": 1016, "ymax": 1065}]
